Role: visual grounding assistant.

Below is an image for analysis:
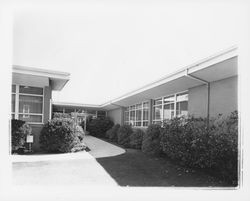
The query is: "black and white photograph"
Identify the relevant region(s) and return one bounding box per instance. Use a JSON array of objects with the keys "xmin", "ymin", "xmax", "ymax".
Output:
[{"xmin": 0, "ymin": 0, "xmax": 250, "ymax": 200}]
